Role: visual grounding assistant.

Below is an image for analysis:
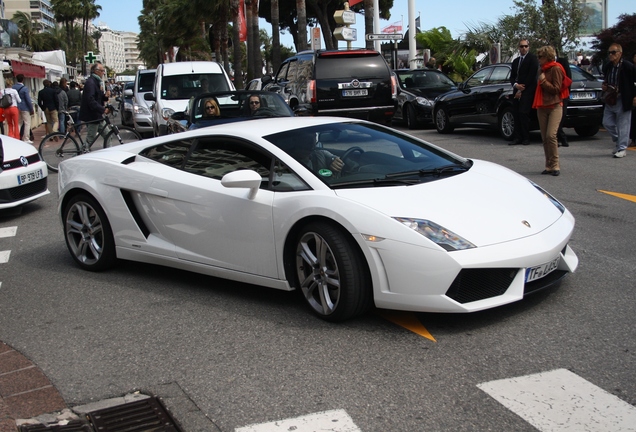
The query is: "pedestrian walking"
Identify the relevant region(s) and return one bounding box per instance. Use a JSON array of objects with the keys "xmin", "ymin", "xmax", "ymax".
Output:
[
  {"xmin": 533, "ymin": 45, "xmax": 571, "ymax": 176},
  {"xmin": 510, "ymin": 39, "xmax": 539, "ymax": 145},
  {"xmin": 37, "ymin": 79, "xmax": 59, "ymax": 135},
  {"xmin": 80, "ymin": 62, "xmax": 110, "ymax": 146},
  {"xmin": 2, "ymin": 78, "xmax": 22, "ymax": 140},
  {"xmin": 601, "ymin": 43, "xmax": 636, "ymax": 158},
  {"xmin": 52, "ymin": 81, "xmax": 68, "ymax": 134},
  {"xmin": 12, "ymin": 74, "xmax": 34, "ymax": 144}
]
